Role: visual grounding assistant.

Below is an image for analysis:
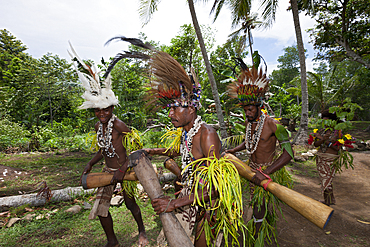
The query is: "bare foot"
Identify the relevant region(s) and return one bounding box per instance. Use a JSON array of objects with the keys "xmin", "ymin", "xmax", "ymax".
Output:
[
  {"xmin": 138, "ymin": 231, "xmax": 149, "ymax": 247},
  {"xmin": 319, "ymin": 199, "xmax": 335, "ymax": 206},
  {"xmin": 103, "ymin": 242, "xmax": 119, "ymax": 247}
]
